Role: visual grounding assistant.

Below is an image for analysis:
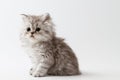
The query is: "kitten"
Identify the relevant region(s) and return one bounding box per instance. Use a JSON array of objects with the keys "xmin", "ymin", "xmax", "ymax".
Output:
[{"xmin": 20, "ymin": 13, "xmax": 80, "ymax": 77}]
